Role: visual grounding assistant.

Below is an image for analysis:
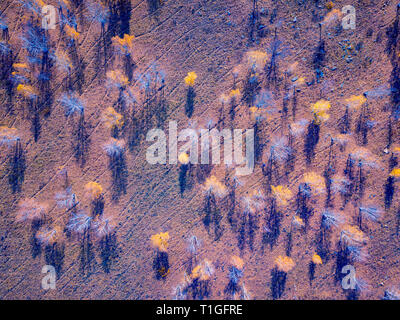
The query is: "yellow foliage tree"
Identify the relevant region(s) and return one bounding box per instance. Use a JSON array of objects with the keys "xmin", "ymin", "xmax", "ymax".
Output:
[
  {"xmin": 13, "ymin": 63, "xmax": 29, "ymax": 70},
  {"xmin": 340, "ymin": 225, "xmax": 366, "ymax": 246},
  {"xmin": 303, "ymin": 172, "xmax": 326, "ymax": 195},
  {"xmin": 85, "ymin": 181, "xmax": 103, "ymax": 200},
  {"xmin": 246, "ymin": 50, "xmax": 267, "ymax": 70},
  {"xmin": 271, "ymin": 185, "xmax": 293, "ymax": 206},
  {"xmin": 184, "ymin": 72, "xmax": 197, "ymax": 87},
  {"xmin": 65, "ymin": 25, "xmax": 80, "ymax": 41},
  {"xmin": 390, "ymin": 168, "xmax": 400, "ymax": 177},
  {"xmin": 16, "ymin": 84, "xmax": 37, "ymax": 99},
  {"xmin": 274, "ymin": 255, "xmax": 295, "ymax": 273},
  {"xmin": 322, "ymin": 8, "xmax": 342, "ymax": 26},
  {"xmin": 312, "ymin": 253, "xmax": 323, "ymax": 265},
  {"xmin": 203, "ymin": 175, "xmax": 227, "ymax": 198},
  {"xmin": 326, "ymin": 1, "xmax": 334, "ymax": 10},
  {"xmin": 150, "ymin": 232, "xmax": 170, "ymax": 252},
  {"xmin": 191, "ymin": 259, "xmax": 214, "ymax": 281},
  {"xmin": 107, "ymin": 70, "xmax": 129, "ymax": 88},
  {"xmin": 0, "ymin": 126, "xmax": 19, "ymax": 144},
  {"xmin": 178, "ymin": 152, "xmax": 189, "ymax": 165},
  {"xmin": 112, "ymin": 34, "xmax": 134, "ymax": 55},
  {"xmin": 292, "ymin": 215, "xmax": 305, "ymax": 229},
  {"xmin": 231, "ymin": 255, "xmax": 244, "ymax": 270},
  {"xmin": 345, "ymin": 95, "xmax": 366, "ymax": 110},
  {"xmin": 102, "ymin": 107, "xmax": 124, "ymax": 130},
  {"xmin": 229, "ymin": 88, "xmax": 240, "ymax": 99},
  {"xmin": 310, "ymin": 99, "xmax": 331, "ymax": 124}
]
